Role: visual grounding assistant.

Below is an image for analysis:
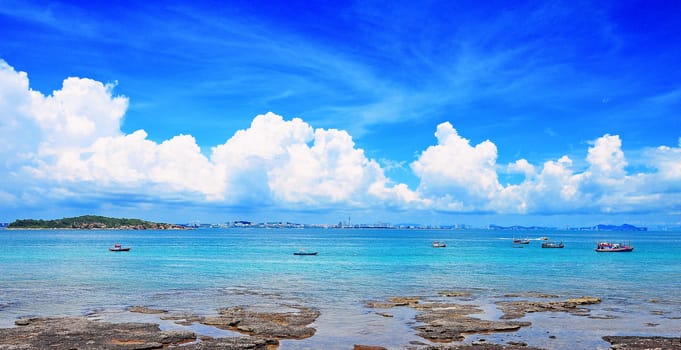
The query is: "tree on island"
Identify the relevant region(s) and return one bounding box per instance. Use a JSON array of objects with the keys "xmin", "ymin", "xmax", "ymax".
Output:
[{"xmin": 8, "ymin": 215, "xmax": 186, "ymax": 230}]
